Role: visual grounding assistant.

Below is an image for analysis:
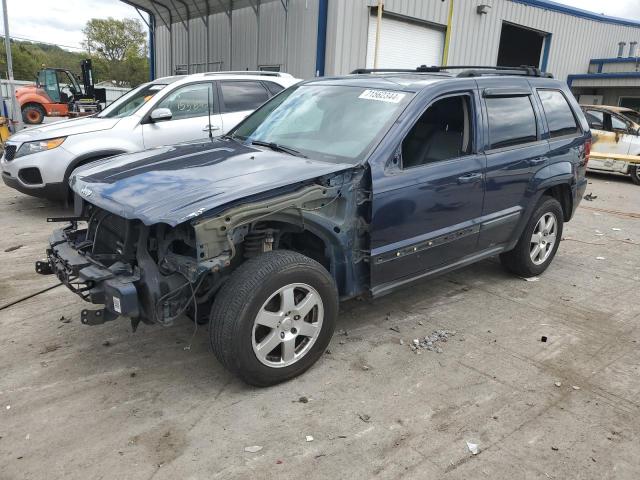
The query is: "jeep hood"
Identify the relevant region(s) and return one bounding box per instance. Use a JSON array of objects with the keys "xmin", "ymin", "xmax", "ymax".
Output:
[
  {"xmin": 70, "ymin": 140, "xmax": 353, "ymax": 226},
  {"xmin": 10, "ymin": 116, "xmax": 119, "ymax": 142}
]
